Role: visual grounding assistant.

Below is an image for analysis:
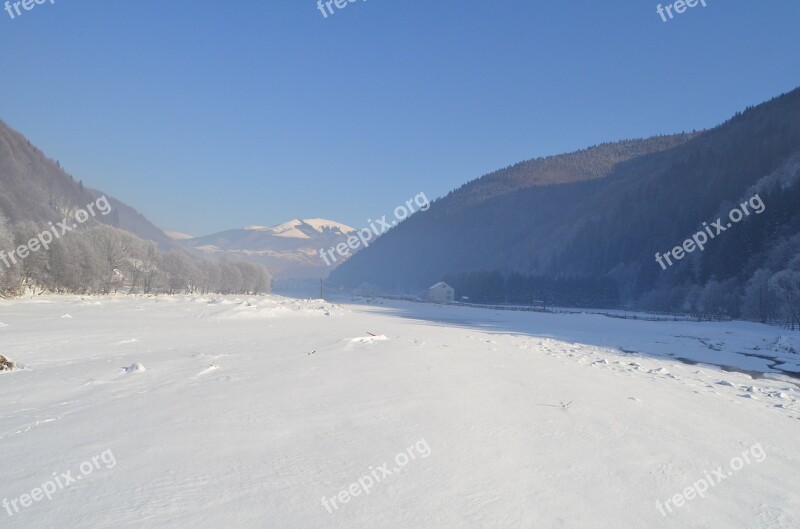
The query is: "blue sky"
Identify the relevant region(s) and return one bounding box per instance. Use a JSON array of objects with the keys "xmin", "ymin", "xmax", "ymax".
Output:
[{"xmin": 1, "ymin": 0, "xmax": 799, "ymax": 235}]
